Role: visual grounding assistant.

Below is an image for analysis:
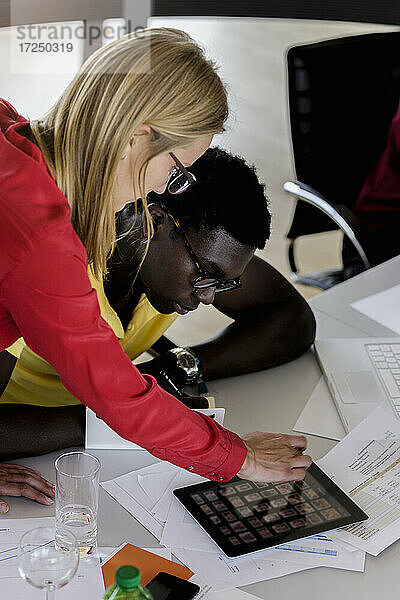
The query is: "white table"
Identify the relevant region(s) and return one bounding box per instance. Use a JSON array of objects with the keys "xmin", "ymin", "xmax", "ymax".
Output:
[
  {"xmin": 311, "ymin": 255, "xmax": 400, "ymax": 338},
  {"xmin": 3, "ymin": 257, "xmax": 400, "ymax": 599}
]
